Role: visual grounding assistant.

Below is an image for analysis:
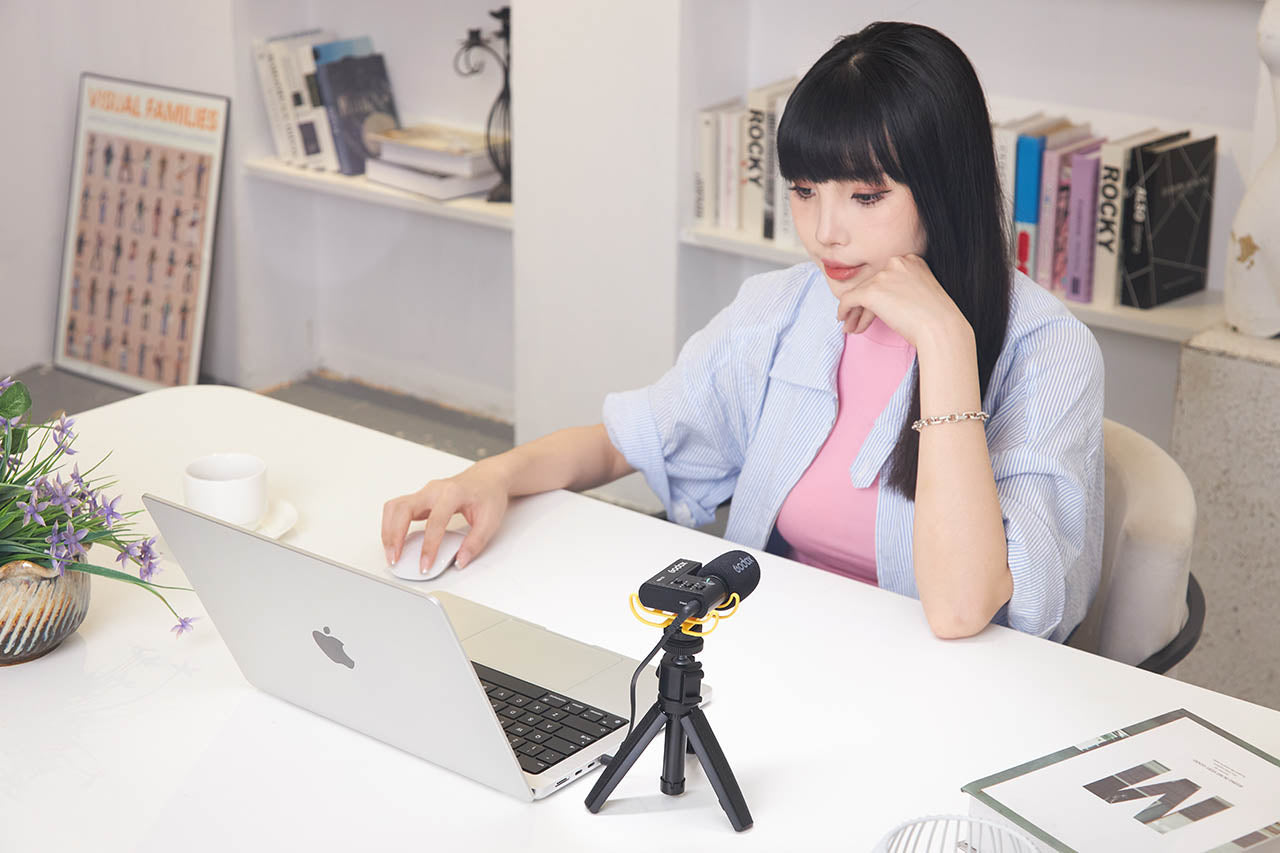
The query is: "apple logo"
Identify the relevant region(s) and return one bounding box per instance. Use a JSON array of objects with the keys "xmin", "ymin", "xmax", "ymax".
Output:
[{"xmin": 312, "ymin": 626, "xmax": 355, "ymax": 669}]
